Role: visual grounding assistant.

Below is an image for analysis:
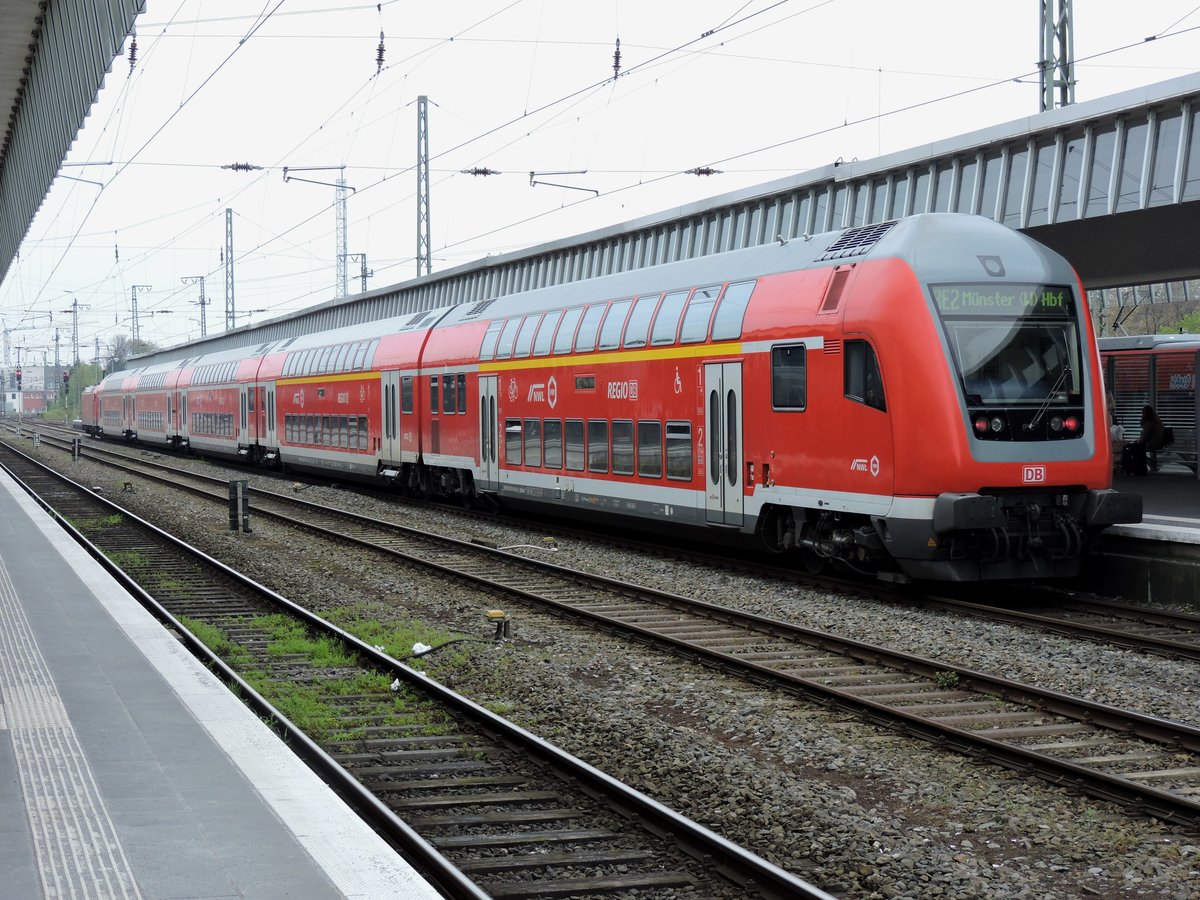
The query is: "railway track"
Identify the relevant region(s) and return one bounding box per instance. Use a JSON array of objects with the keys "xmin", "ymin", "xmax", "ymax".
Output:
[
  {"xmin": 20, "ymin": 423, "xmax": 1200, "ymax": 662},
  {"xmin": 0, "ymin": 440, "xmax": 826, "ymax": 900},
  {"xmin": 12, "ymin": 427, "xmax": 1200, "ymax": 828}
]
